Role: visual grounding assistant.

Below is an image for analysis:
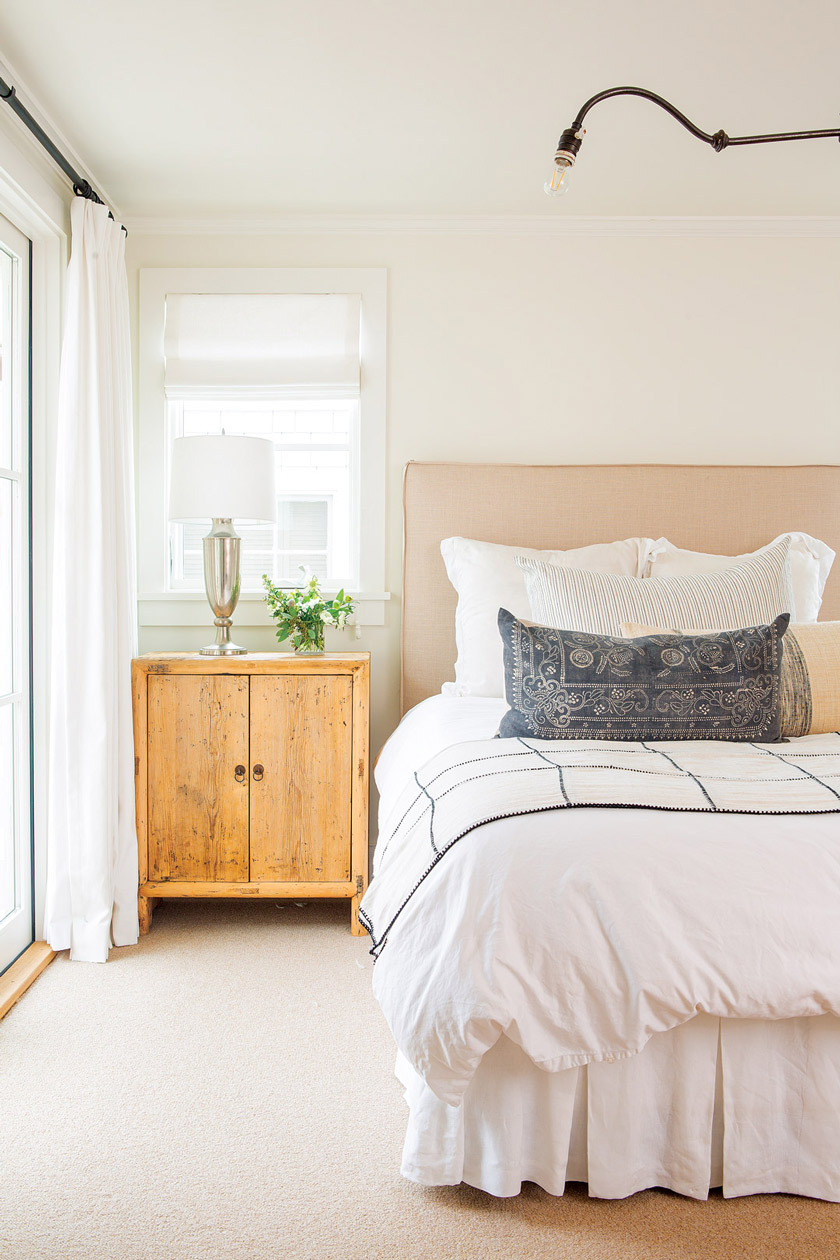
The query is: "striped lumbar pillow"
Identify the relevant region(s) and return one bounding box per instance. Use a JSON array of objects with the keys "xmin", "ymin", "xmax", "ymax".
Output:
[
  {"xmin": 517, "ymin": 535, "xmax": 794, "ymax": 640},
  {"xmin": 623, "ymin": 618, "xmax": 840, "ymax": 739}
]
